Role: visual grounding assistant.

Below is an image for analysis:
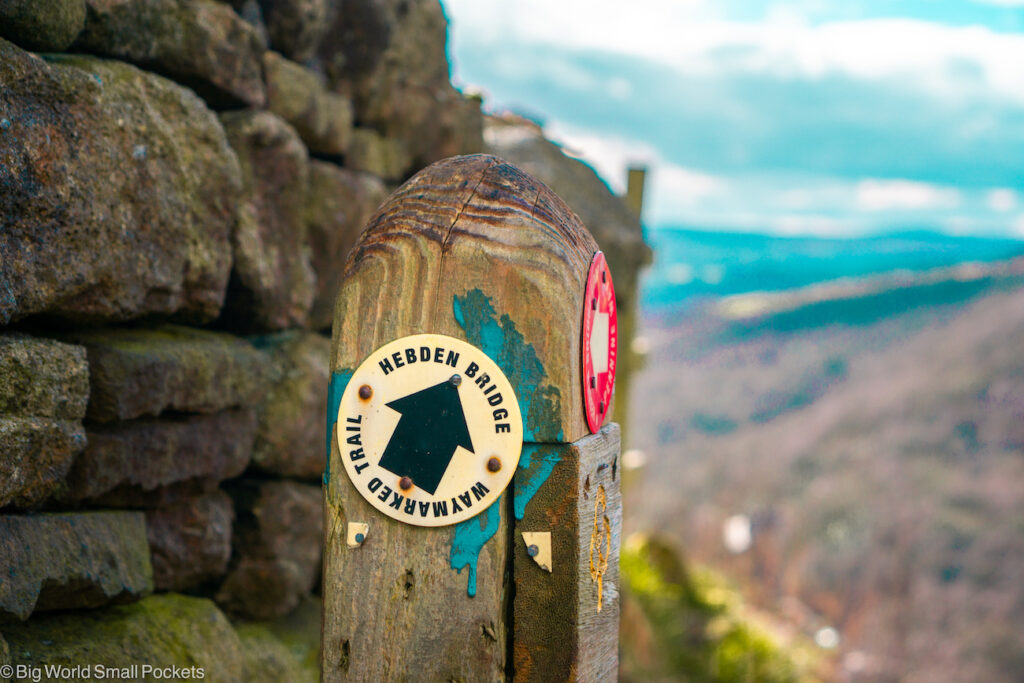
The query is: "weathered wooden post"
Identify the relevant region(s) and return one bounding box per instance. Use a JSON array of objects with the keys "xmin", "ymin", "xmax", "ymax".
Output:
[{"xmin": 323, "ymin": 155, "xmax": 621, "ymax": 681}]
